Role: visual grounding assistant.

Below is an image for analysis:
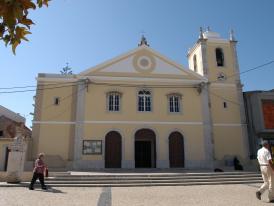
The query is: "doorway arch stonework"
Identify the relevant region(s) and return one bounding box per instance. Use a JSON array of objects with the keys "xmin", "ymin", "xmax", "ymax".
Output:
[{"xmin": 134, "ymin": 128, "xmax": 156, "ymax": 168}]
